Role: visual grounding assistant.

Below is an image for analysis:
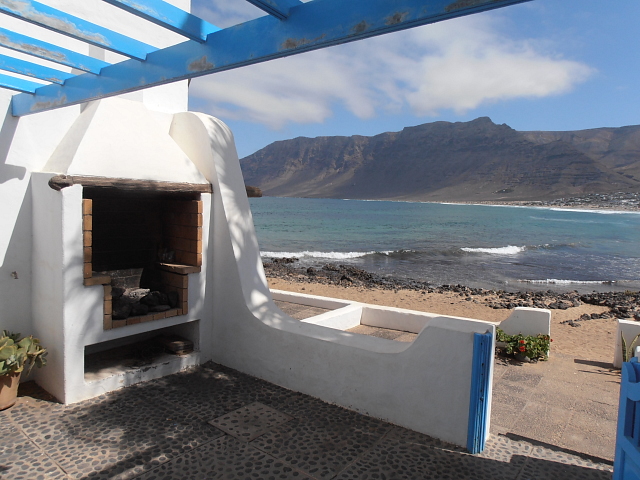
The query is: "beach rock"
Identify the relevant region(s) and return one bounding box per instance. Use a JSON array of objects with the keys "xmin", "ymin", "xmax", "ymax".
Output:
[{"xmin": 273, "ymin": 257, "xmax": 298, "ymax": 264}]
